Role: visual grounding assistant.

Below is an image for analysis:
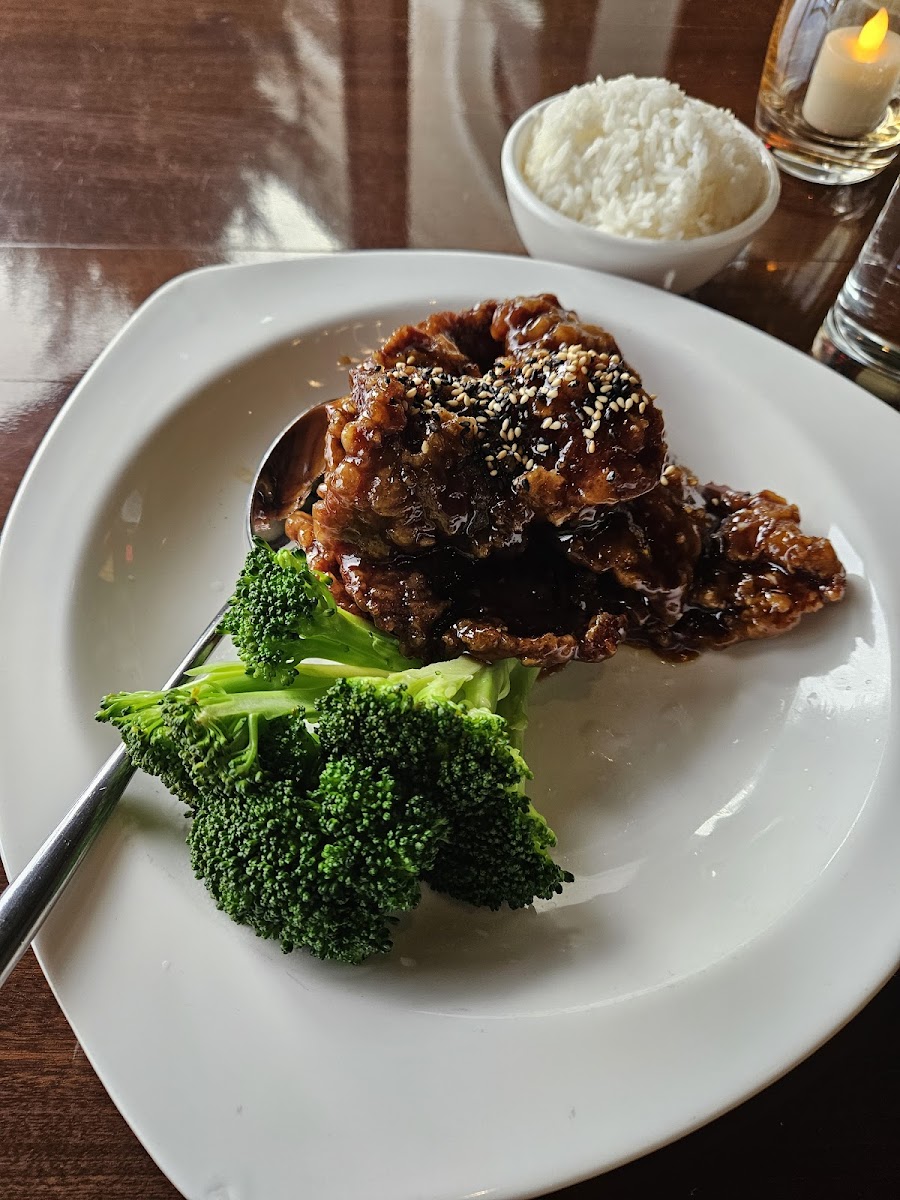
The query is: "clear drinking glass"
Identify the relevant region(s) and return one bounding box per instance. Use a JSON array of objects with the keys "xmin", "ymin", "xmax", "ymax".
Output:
[
  {"xmin": 757, "ymin": 0, "xmax": 900, "ymax": 185},
  {"xmin": 813, "ymin": 171, "xmax": 900, "ymax": 400}
]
